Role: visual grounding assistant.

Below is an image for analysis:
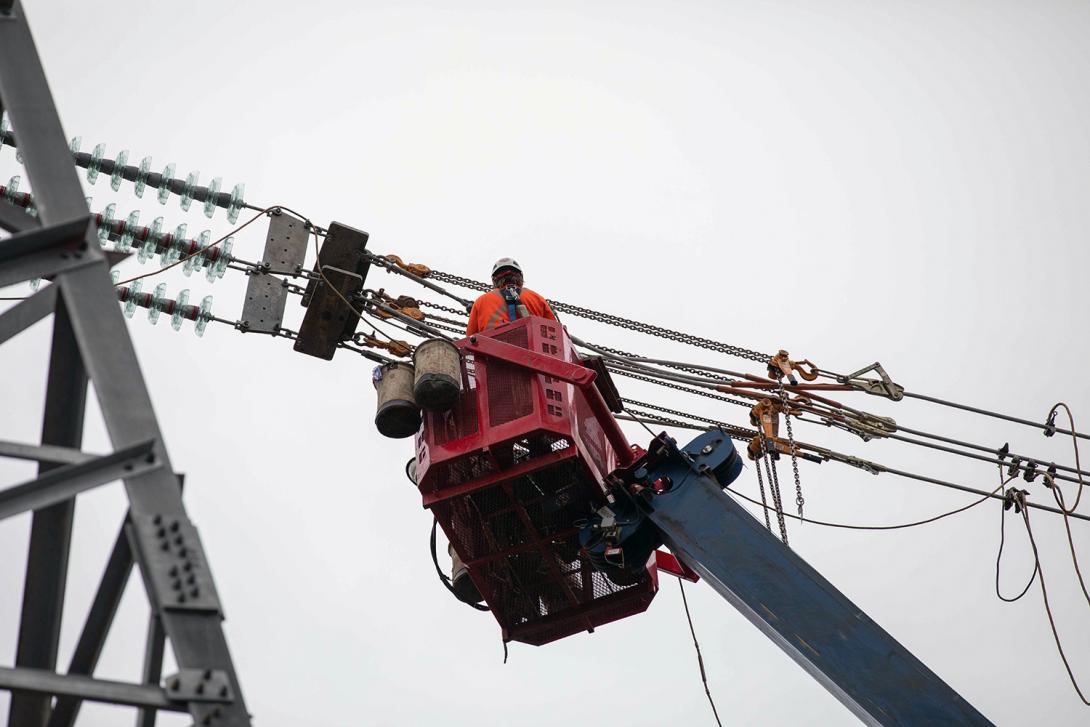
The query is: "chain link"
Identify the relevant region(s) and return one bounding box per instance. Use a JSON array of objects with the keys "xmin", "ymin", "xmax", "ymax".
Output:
[
  {"xmin": 589, "ymin": 342, "xmax": 736, "ymax": 383},
  {"xmin": 754, "ymin": 455, "xmax": 773, "ymax": 533},
  {"xmin": 607, "ymin": 367, "xmax": 752, "ymax": 409},
  {"xmin": 778, "ymin": 379, "xmax": 806, "ymax": 518},
  {"xmin": 429, "ymin": 268, "xmax": 770, "ymax": 363},
  {"xmin": 620, "ymin": 398, "xmax": 756, "ymax": 441},
  {"xmin": 763, "ymin": 453, "xmax": 789, "ymax": 544},
  {"xmin": 622, "ymin": 406, "xmax": 708, "ymax": 433},
  {"xmin": 418, "ymin": 299, "xmax": 470, "ymax": 317}
]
